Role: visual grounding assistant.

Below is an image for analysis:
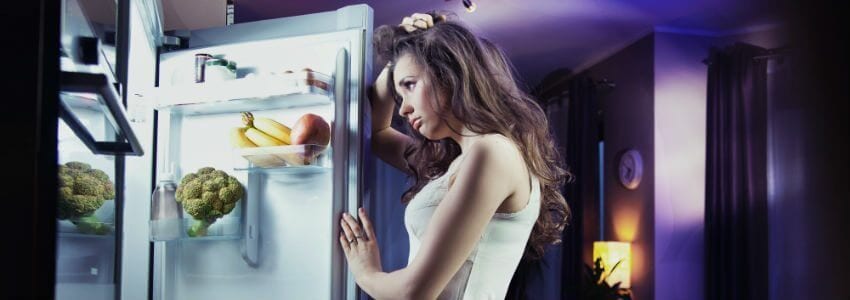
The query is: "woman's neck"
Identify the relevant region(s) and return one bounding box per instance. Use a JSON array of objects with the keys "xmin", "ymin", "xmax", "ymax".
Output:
[{"xmin": 451, "ymin": 126, "xmax": 484, "ymax": 153}]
